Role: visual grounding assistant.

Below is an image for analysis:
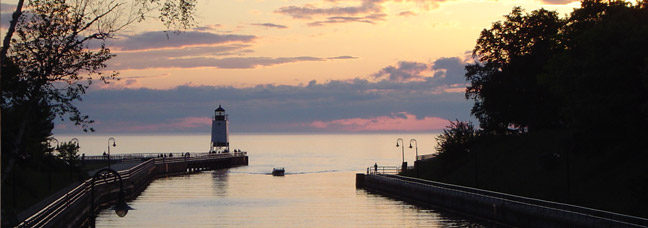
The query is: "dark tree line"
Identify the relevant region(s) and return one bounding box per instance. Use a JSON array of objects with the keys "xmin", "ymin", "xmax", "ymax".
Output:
[
  {"xmin": 1, "ymin": 0, "xmax": 198, "ymax": 222},
  {"xmin": 438, "ymin": 0, "xmax": 648, "ymax": 156}
]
